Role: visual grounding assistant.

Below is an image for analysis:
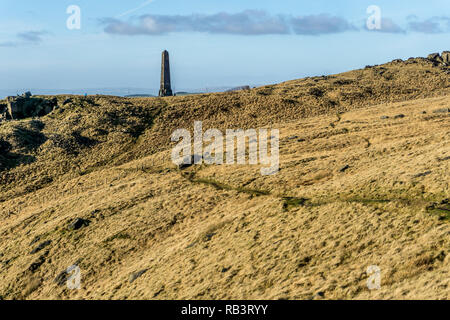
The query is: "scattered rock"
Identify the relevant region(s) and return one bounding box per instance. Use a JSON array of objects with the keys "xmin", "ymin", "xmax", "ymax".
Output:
[
  {"xmin": 339, "ymin": 165, "xmax": 350, "ymax": 172},
  {"xmin": 90, "ymin": 209, "xmax": 100, "ymax": 217},
  {"xmin": 313, "ymin": 291, "xmax": 325, "ymax": 299},
  {"xmin": 297, "ymin": 256, "xmax": 312, "ymax": 268},
  {"xmin": 287, "ymin": 135, "xmax": 298, "ymax": 140},
  {"xmin": 309, "ymin": 87, "xmax": 324, "ymax": 97},
  {"xmin": 204, "ymin": 232, "xmax": 216, "ymax": 241},
  {"xmin": 435, "ymin": 251, "xmax": 446, "ymax": 262},
  {"xmin": 437, "ymin": 156, "xmax": 450, "ymax": 162},
  {"xmin": 413, "ymin": 171, "xmax": 432, "ymax": 178},
  {"xmin": 29, "ymin": 252, "xmax": 48, "ymax": 272},
  {"xmin": 432, "ymin": 108, "xmax": 450, "ymax": 114},
  {"xmin": 394, "ymin": 114, "xmax": 405, "ymax": 119},
  {"xmin": 129, "ymin": 269, "xmax": 148, "ymax": 283},
  {"xmin": 30, "ymin": 240, "xmax": 51, "ymax": 254},
  {"xmin": 297, "ymin": 138, "xmax": 306, "ymax": 142},
  {"xmin": 54, "ymin": 271, "xmax": 67, "ymax": 286},
  {"xmin": 30, "ymin": 236, "xmax": 41, "ymax": 245},
  {"xmin": 380, "ymin": 115, "xmax": 389, "ymax": 119},
  {"xmin": 68, "ymin": 218, "xmax": 90, "ymax": 231},
  {"xmin": 426, "ymin": 199, "xmax": 450, "ymax": 221}
]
